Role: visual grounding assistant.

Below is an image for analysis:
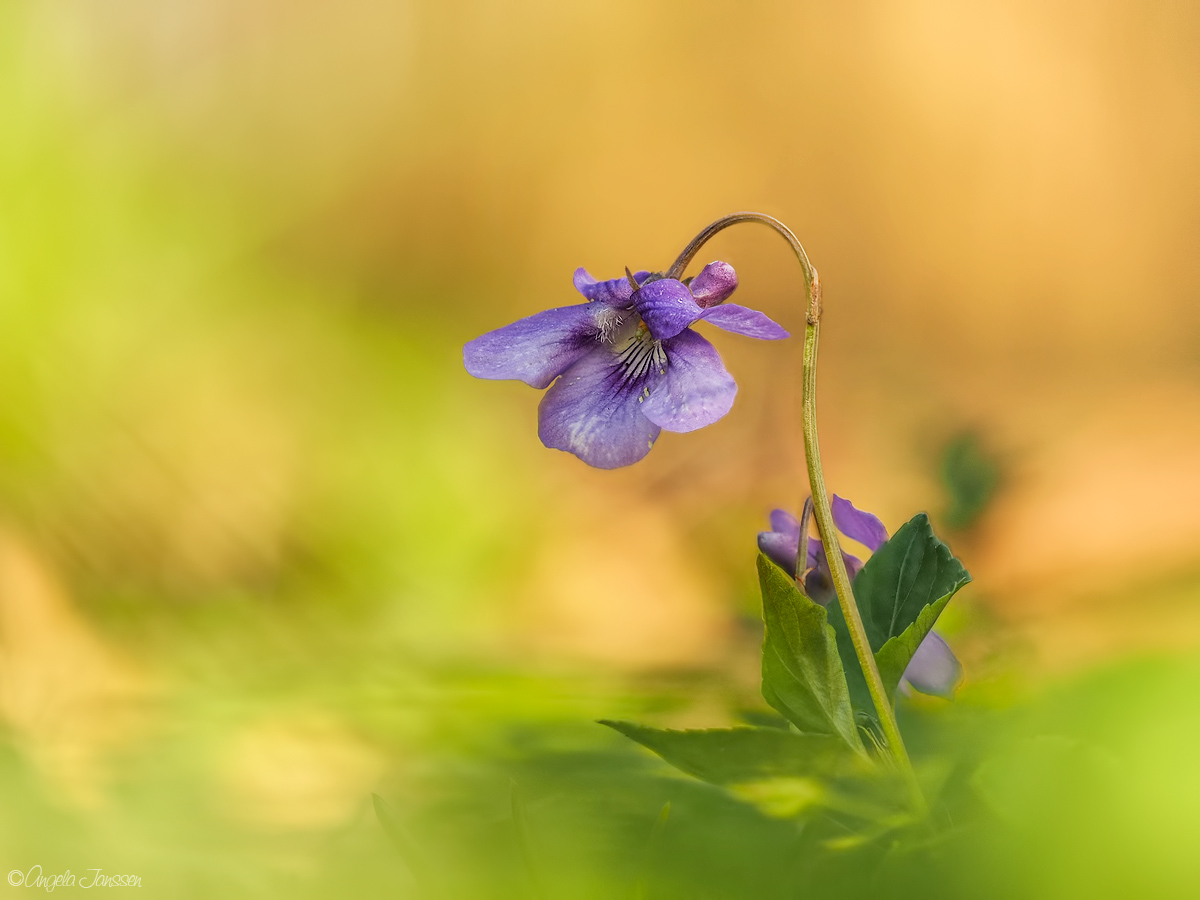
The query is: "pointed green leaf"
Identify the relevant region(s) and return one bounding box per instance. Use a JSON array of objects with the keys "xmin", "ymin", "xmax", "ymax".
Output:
[
  {"xmin": 852, "ymin": 512, "xmax": 970, "ymax": 650},
  {"xmin": 828, "ymin": 513, "xmax": 970, "ymax": 718},
  {"xmin": 874, "ymin": 593, "xmax": 953, "ymax": 699},
  {"xmin": 757, "ymin": 554, "xmax": 861, "ymax": 750},
  {"xmin": 601, "ymin": 721, "xmax": 857, "ymax": 786}
]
